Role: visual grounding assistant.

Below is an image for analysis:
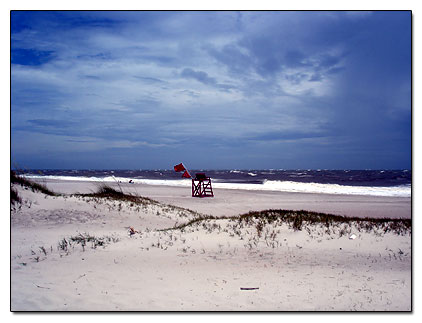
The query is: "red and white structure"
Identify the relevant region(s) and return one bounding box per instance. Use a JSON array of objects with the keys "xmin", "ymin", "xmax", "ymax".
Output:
[{"xmin": 173, "ymin": 163, "xmax": 214, "ymax": 198}]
